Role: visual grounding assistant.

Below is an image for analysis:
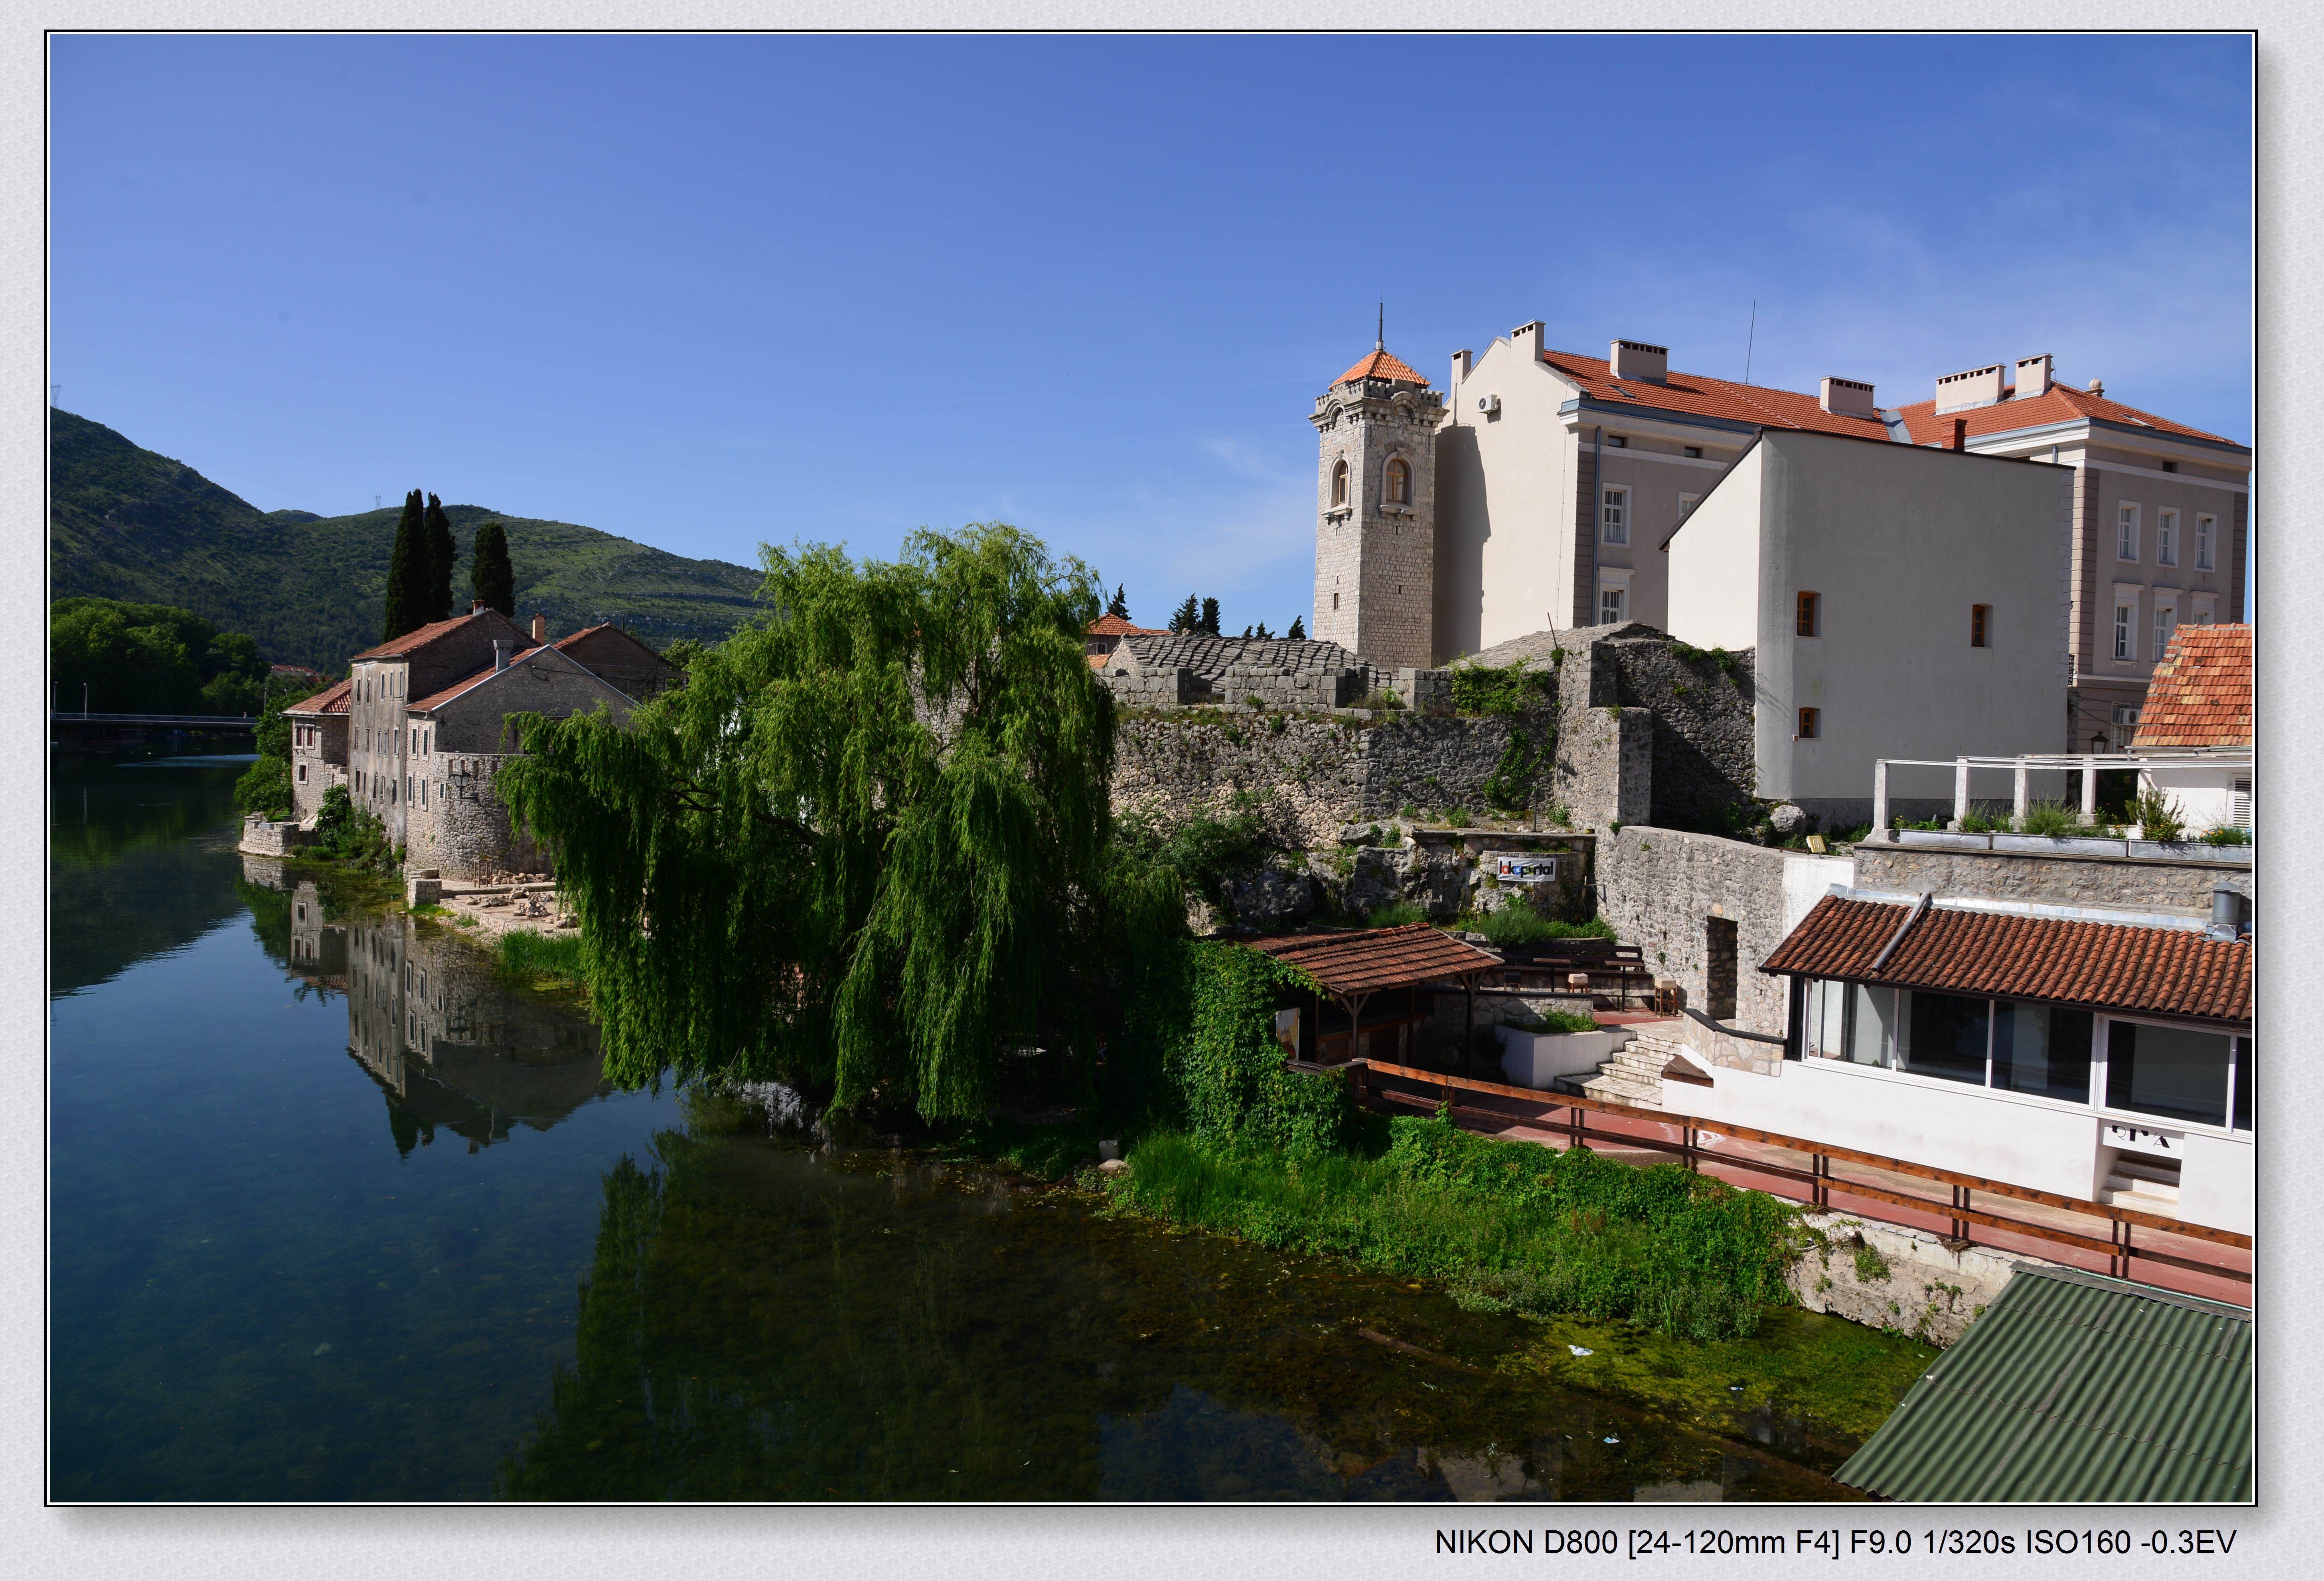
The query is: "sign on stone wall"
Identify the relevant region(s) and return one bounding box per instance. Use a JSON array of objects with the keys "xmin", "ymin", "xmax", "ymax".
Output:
[{"xmin": 1490, "ymin": 852, "xmax": 1562, "ymax": 885}]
